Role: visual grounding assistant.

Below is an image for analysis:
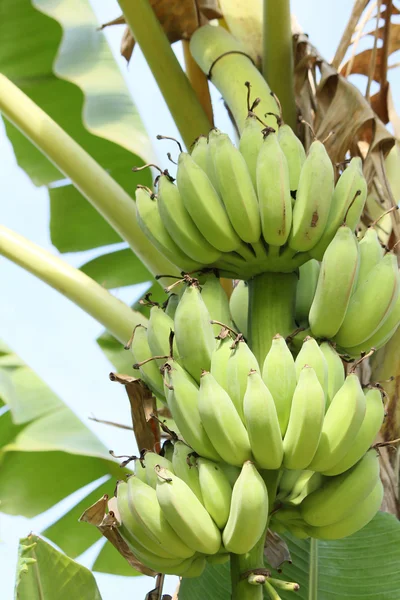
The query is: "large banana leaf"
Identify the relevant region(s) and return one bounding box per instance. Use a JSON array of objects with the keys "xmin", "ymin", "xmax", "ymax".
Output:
[
  {"xmin": 0, "ymin": 0, "xmax": 152, "ymax": 256},
  {"xmin": 180, "ymin": 512, "xmax": 400, "ymax": 600},
  {"xmin": 0, "ymin": 341, "xmax": 136, "ymax": 576},
  {"xmin": 15, "ymin": 534, "xmax": 102, "ymax": 600}
]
